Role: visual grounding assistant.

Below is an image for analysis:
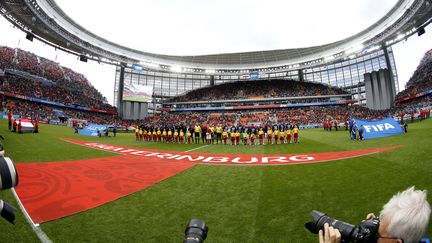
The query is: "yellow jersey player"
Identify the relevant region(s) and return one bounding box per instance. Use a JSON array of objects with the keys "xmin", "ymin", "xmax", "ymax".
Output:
[
  {"xmin": 258, "ymin": 128, "xmax": 264, "ymax": 145},
  {"xmin": 280, "ymin": 130, "xmax": 285, "ymax": 144},
  {"xmin": 143, "ymin": 129, "xmax": 147, "ymax": 141},
  {"xmin": 157, "ymin": 129, "xmax": 162, "ymax": 142},
  {"xmin": 293, "ymin": 126, "xmax": 299, "ymax": 143},
  {"xmin": 250, "ymin": 132, "xmax": 256, "ymax": 145},
  {"xmin": 138, "ymin": 128, "xmax": 143, "ymax": 141},
  {"xmin": 235, "ymin": 131, "xmax": 240, "ymax": 145},
  {"xmin": 186, "ymin": 130, "xmax": 192, "ymax": 144},
  {"xmin": 274, "ymin": 129, "xmax": 279, "ymax": 144},
  {"xmin": 162, "ymin": 129, "xmax": 167, "ymax": 142},
  {"xmin": 167, "ymin": 130, "xmax": 172, "ymax": 143},
  {"xmin": 287, "ymin": 128, "xmax": 292, "ymax": 144},
  {"xmin": 174, "ymin": 130, "xmax": 179, "ymax": 143},
  {"xmin": 150, "ymin": 129, "xmax": 155, "ymax": 141},
  {"xmin": 194, "ymin": 125, "xmax": 201, "ymax": 144},
  {"xmin": 243, "ymin": 132, "xmax": 248, "ymax": 145},
  {"xmin": 267, "ymin": 128, "xmax": 273, "ymax": 144},
  {"xmin": 222, "ymin": 130, "xmax": 228, "ymax": 145},
  {"xmin": 179, "ymin": 130, "xmax": 184, "ymax": 144},
  {"xmin": 216, "ymin": 125, "xmax": 223, "ymax": 144}
]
